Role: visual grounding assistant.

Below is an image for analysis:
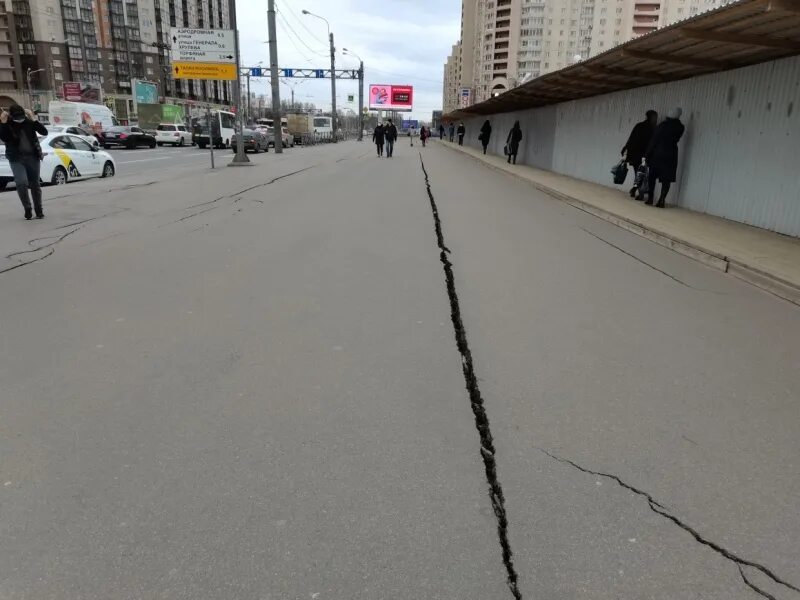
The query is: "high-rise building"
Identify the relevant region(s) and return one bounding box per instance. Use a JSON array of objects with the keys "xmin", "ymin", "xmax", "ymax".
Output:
[
  {"xmin": 7, "ymin": 0, "xmax": 233, "ymax": 119},
  {"xmin": 443, "ymin": 0, "xmax": 734, "ymax": 112},
  {"xmin": 0, "ymin": 0, "xmax": 23, "ymax": 104}
]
